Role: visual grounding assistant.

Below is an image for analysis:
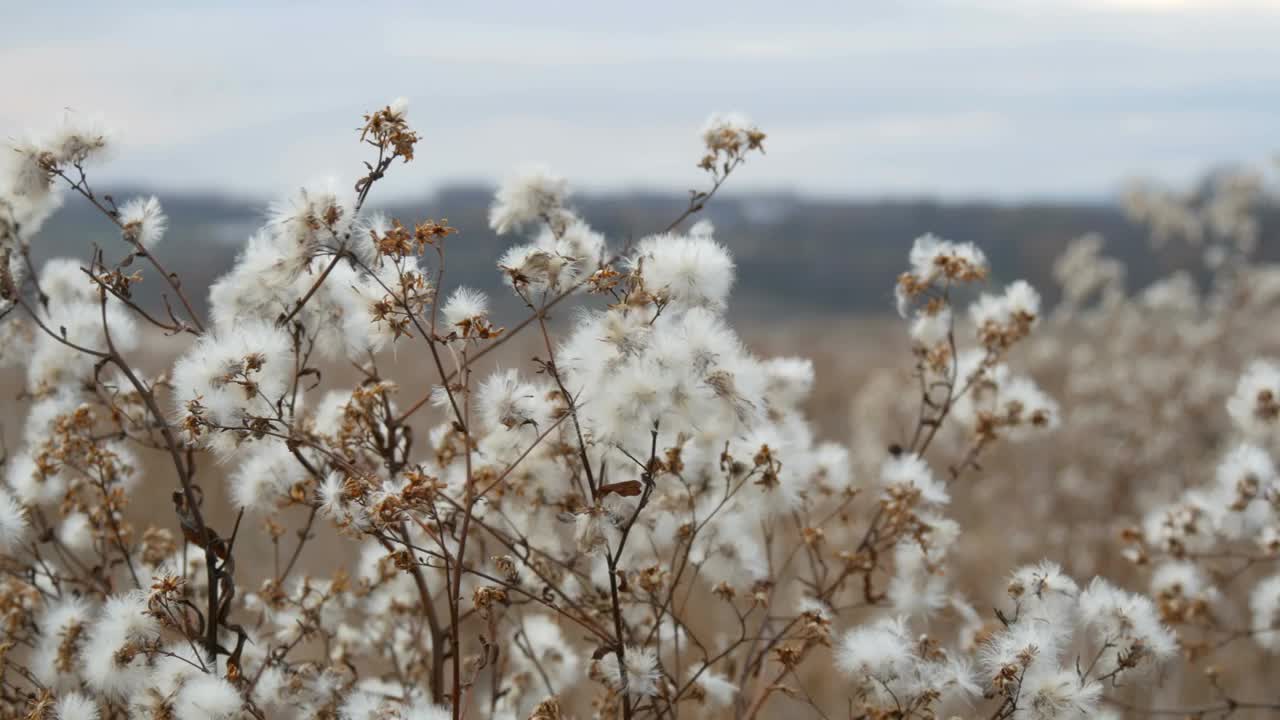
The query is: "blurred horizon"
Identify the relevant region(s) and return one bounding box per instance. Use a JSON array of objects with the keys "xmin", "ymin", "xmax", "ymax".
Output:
[
  {"xmin": 5, "ymin": 0, "xmax": 1280, "ymax": 202},
  {"xmin": 29, "ymin": 183, "xmax": 1280, "ymax": 326}
]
